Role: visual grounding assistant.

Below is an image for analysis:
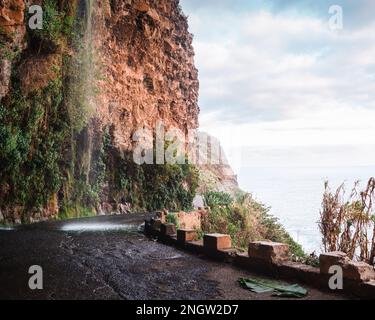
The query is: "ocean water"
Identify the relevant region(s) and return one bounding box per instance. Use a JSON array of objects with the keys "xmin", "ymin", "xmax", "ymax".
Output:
[{"xmin": 238, "ymin": 166, "xmax": 375, "ymax": 254}]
